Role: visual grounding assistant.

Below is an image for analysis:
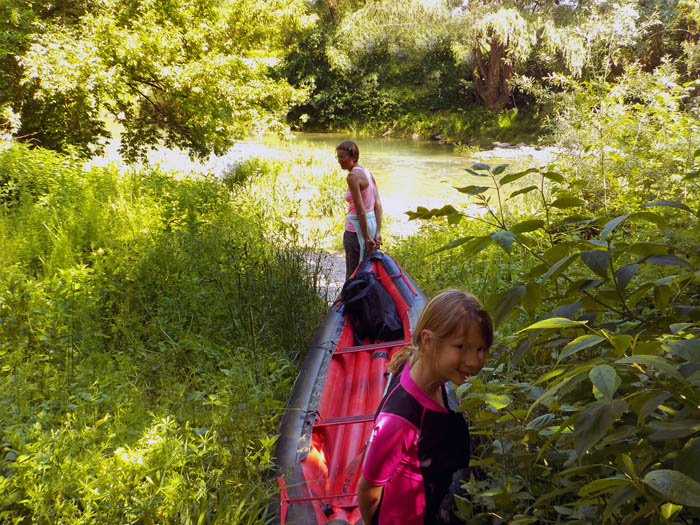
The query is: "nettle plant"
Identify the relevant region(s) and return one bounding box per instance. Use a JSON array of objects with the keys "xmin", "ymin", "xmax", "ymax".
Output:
[{"xmin": 409, "ymin": 162, "xmax": 700, "ymax": 523}]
